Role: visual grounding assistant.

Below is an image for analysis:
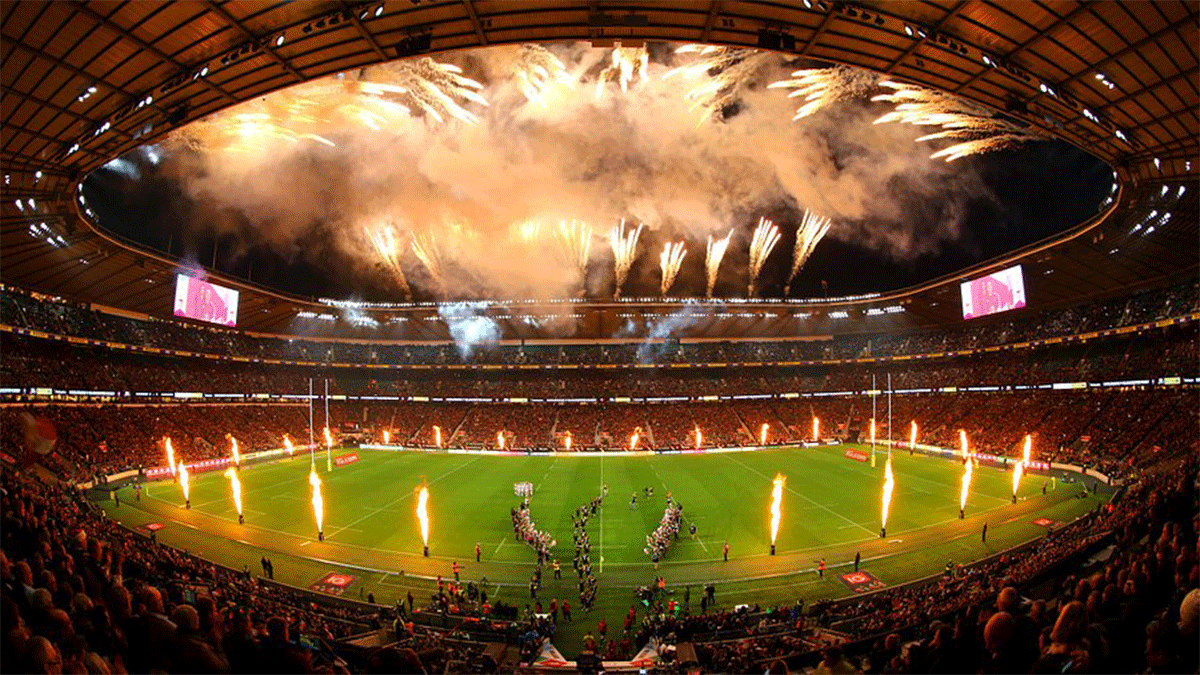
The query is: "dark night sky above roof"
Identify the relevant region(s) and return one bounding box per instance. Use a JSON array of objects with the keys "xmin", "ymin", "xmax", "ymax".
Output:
[{"xmin": 83, "ymin": 136, "xmax": 1110, "ymax": 301}]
